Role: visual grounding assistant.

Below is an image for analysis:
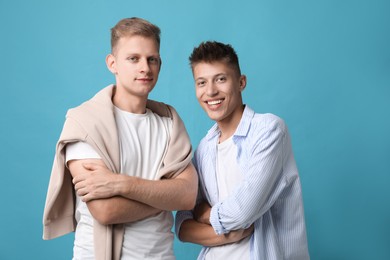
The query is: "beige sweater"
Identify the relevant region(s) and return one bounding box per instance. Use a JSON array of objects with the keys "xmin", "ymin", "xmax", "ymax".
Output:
[{"xmin": 43, "ymin": 85, "xmax": 192, "ymax": 259}]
